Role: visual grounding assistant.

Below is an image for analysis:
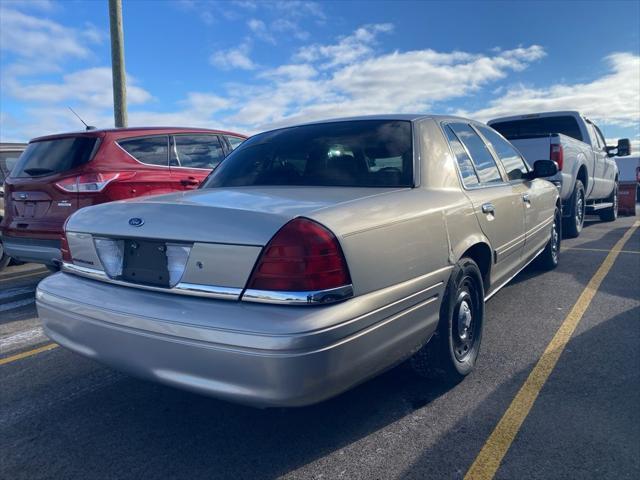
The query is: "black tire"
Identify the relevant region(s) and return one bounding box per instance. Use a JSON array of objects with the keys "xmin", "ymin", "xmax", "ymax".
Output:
[
  {"xmin": 599, "ymin": 182, "xmax": 618, "ymax": 222},
  {"xmin": 563, "ymin": 179, "xmax": 585, "ymax": 238},
  {"xmin": 535, "ymin": 206, "xmax": 561, "ymax": 270},
  {"xmin": 0, "ymin": 253, "xmax": 10, "ymax": 272},
  {"xmin": 410, "ymin": 257, "xmax": 485, "ymax": 382}
]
